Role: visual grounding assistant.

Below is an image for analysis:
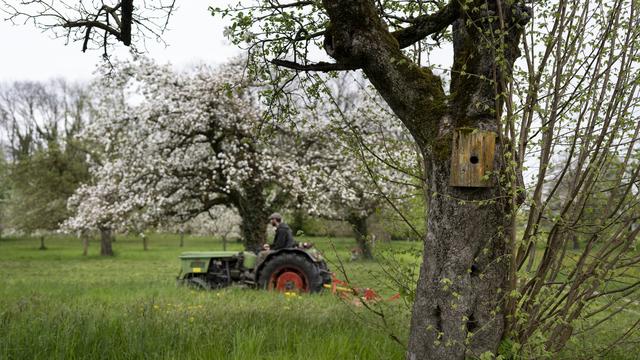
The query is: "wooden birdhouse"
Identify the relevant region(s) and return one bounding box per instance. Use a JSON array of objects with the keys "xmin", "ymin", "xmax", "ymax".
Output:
[{"xmin": 449, "ymin": 129, "xmax": 496, "ymax": 187}]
